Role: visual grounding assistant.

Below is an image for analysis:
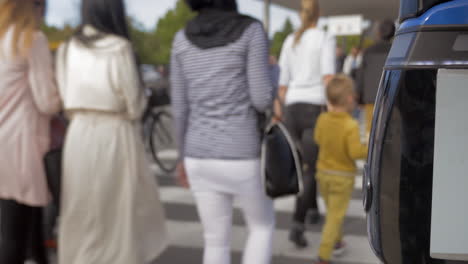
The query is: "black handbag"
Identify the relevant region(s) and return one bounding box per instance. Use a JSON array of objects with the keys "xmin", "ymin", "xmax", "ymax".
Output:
[
  {"xmin": 43, "ymin": 43, "xmax": 68, "ymax": 209},
  {"xmin": 261, "ymin": 122, "xmax": 303, "ymax": 199},
  {"xmin": 44, "ymin": 148, "xmax": 62, "ymax": 208}
]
